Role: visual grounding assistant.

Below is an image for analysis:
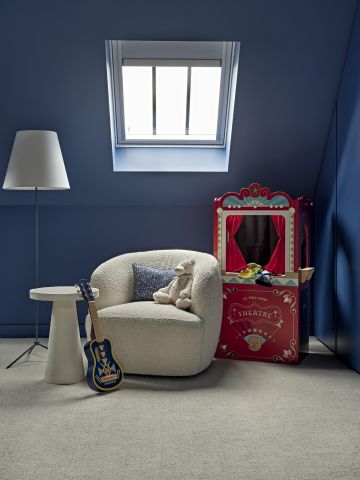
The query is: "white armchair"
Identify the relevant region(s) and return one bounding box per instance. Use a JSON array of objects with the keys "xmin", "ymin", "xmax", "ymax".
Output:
[{"xmin": 85, "ymin": 250, "xmax": 222, "ymax": 376}]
